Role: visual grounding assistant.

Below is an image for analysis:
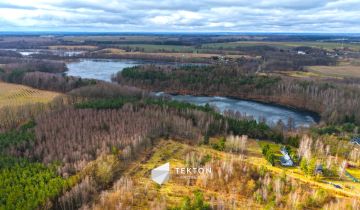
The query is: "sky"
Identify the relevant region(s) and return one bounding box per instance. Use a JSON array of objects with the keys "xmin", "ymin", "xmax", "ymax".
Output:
[{"xmin": 0, "ymin": 0, "xmax": 359, "ymax": 33}]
